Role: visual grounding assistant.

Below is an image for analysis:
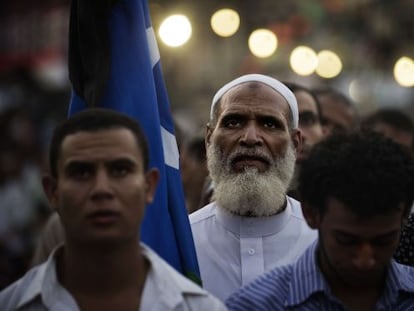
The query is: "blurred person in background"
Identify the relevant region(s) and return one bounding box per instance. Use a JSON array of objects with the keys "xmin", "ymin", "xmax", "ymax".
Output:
[
  {"xmin": 360, "ymin": 107, "xmax": 414, "ymax": 151},
  {"xmin": 284, "ymin": 82, "xmax": 324, "ymax": 163},
  {"xmin": 284, "ymin": 82, "xmax": 324, "ymax": 200},
  {"xmin": 313, "ymin": 86, "xmax": 359, "ymax": 136},
  {"xmin": 0, "ymin": 106, "xmax": 48, "ymax": 290},
  {"xmin": 360, "ymin": 108, "xmax": 414, "ymax": 267},
  {"xmin": 180, "ymin": 132, "xmax": 209, "ymax": 214}
]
